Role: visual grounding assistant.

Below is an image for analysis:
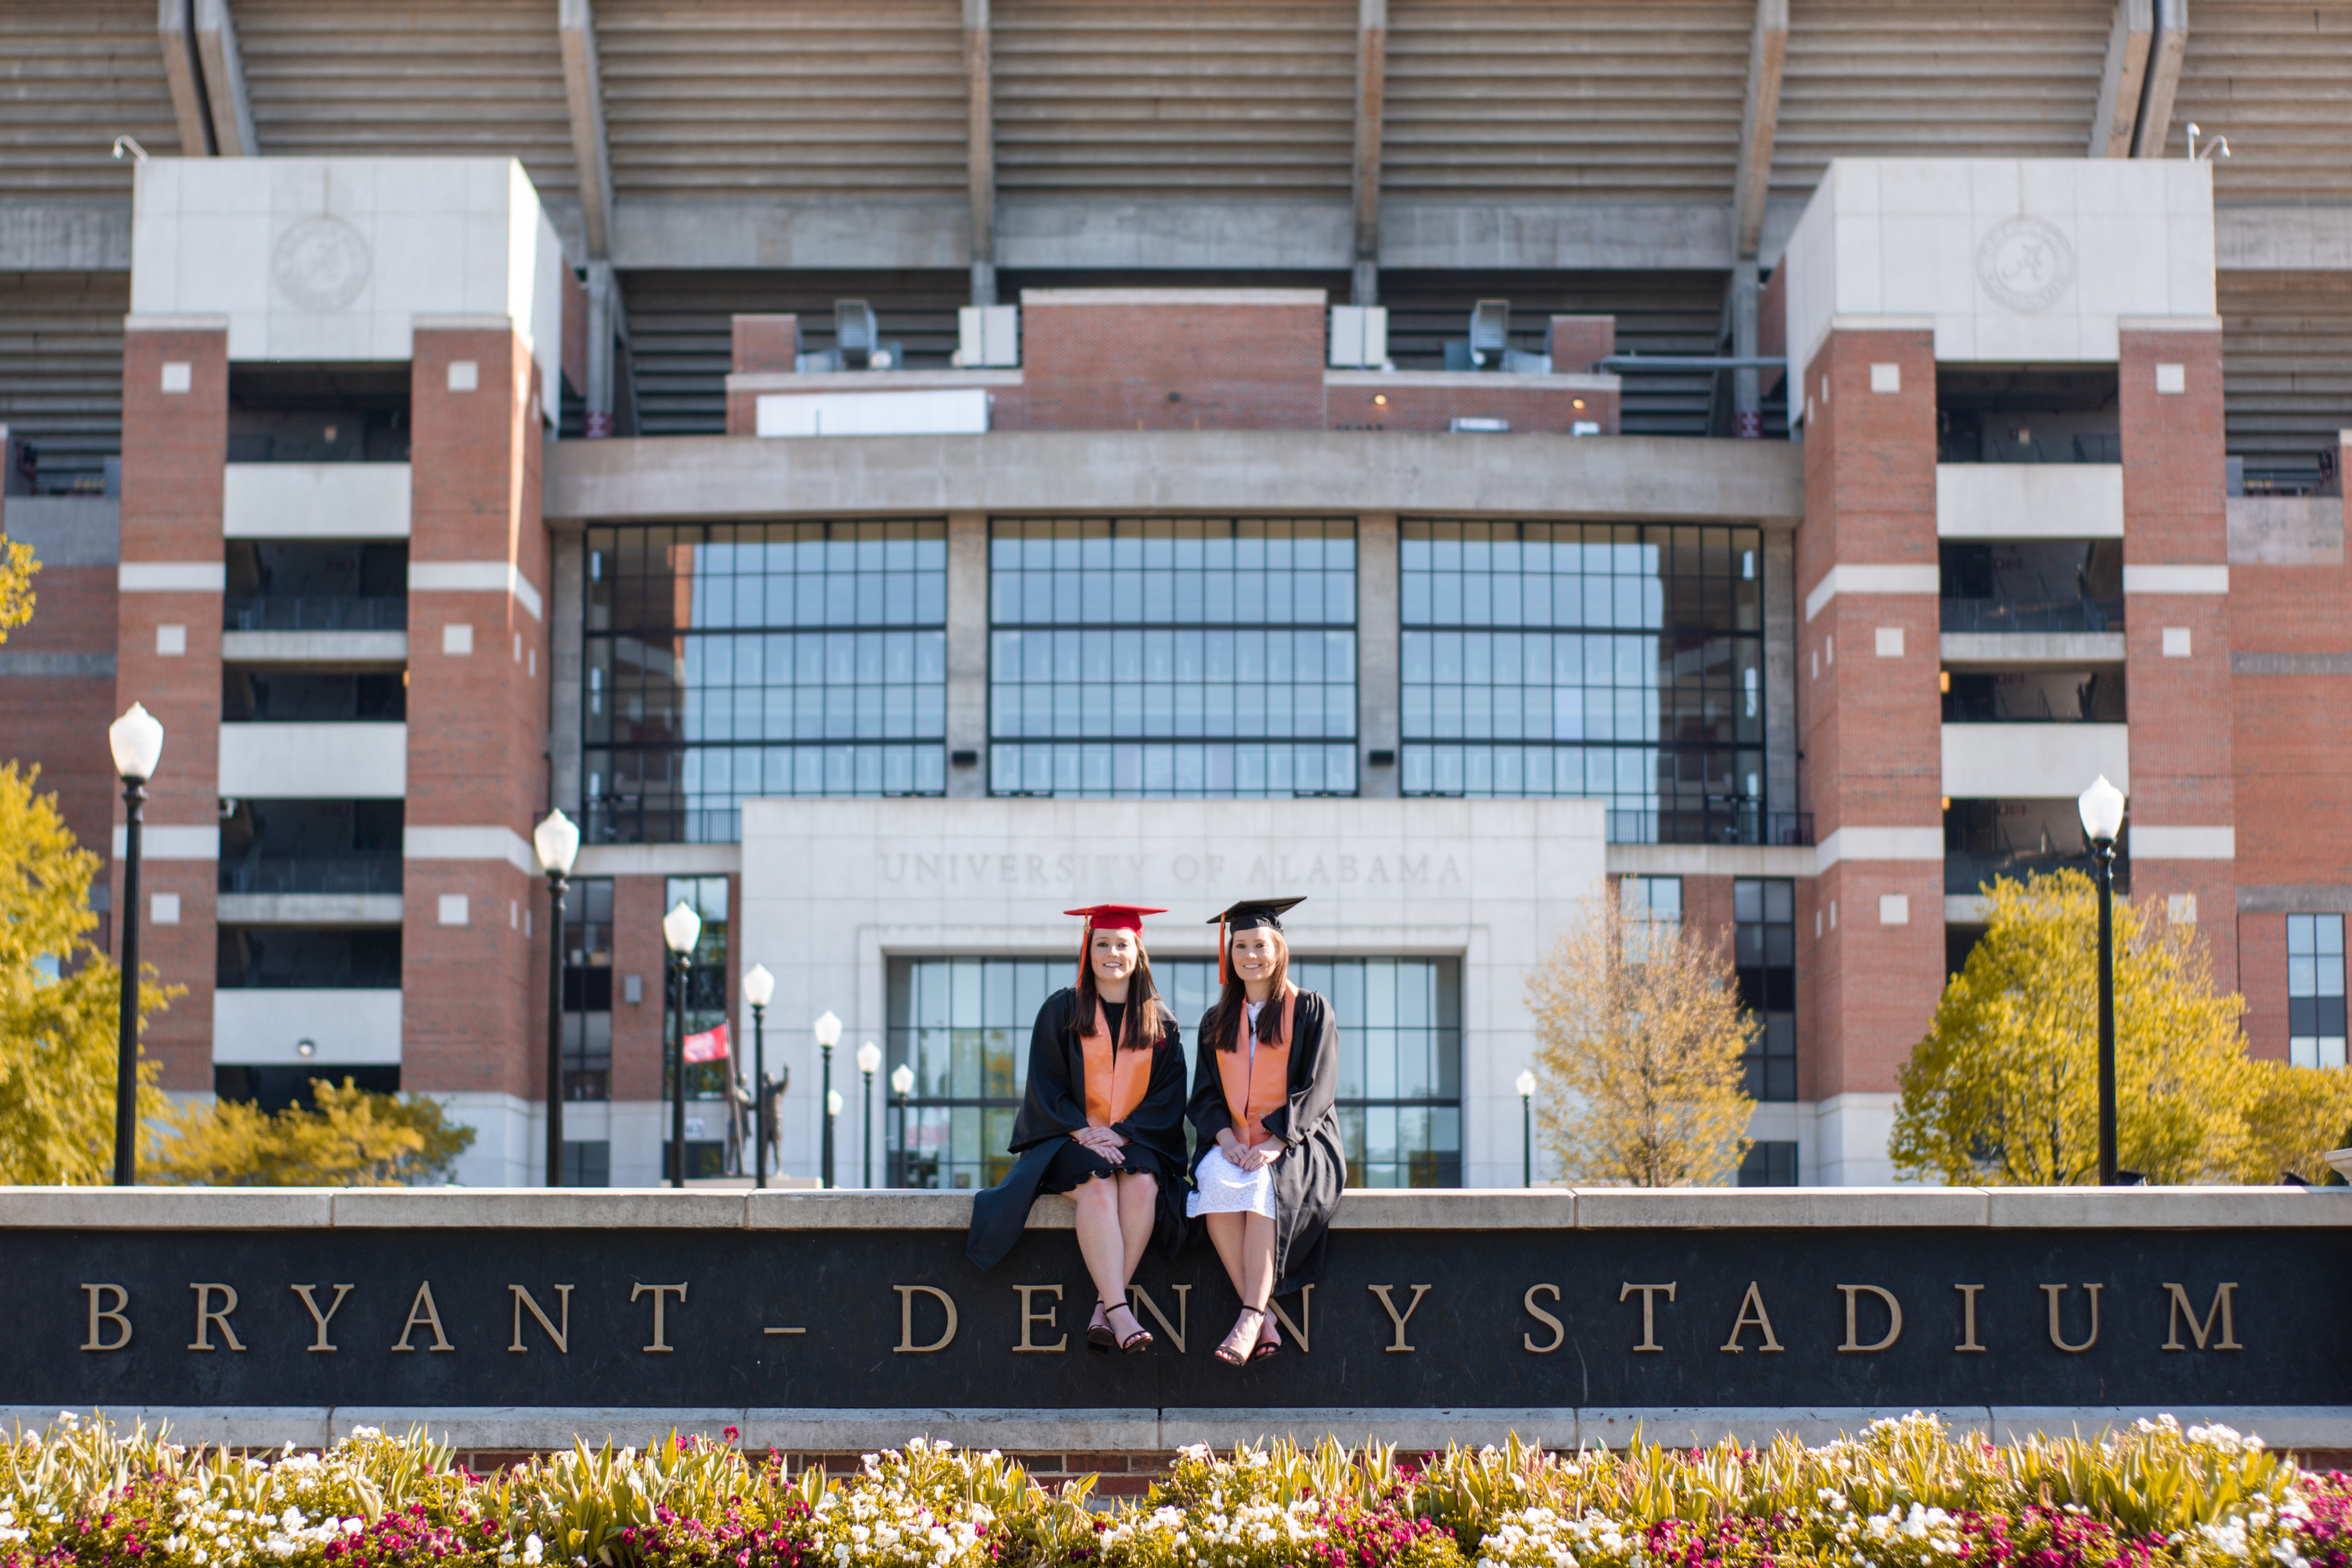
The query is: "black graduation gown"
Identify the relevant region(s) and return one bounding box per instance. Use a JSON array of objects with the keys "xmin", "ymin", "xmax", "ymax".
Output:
[
  {"xmin": 965, "ymin": 987, "xmax": 1193, "ymax": 1272},
  {"xmin": 1185, "ymin": 989, "xmax": 1347, "ymax": 1297}
]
